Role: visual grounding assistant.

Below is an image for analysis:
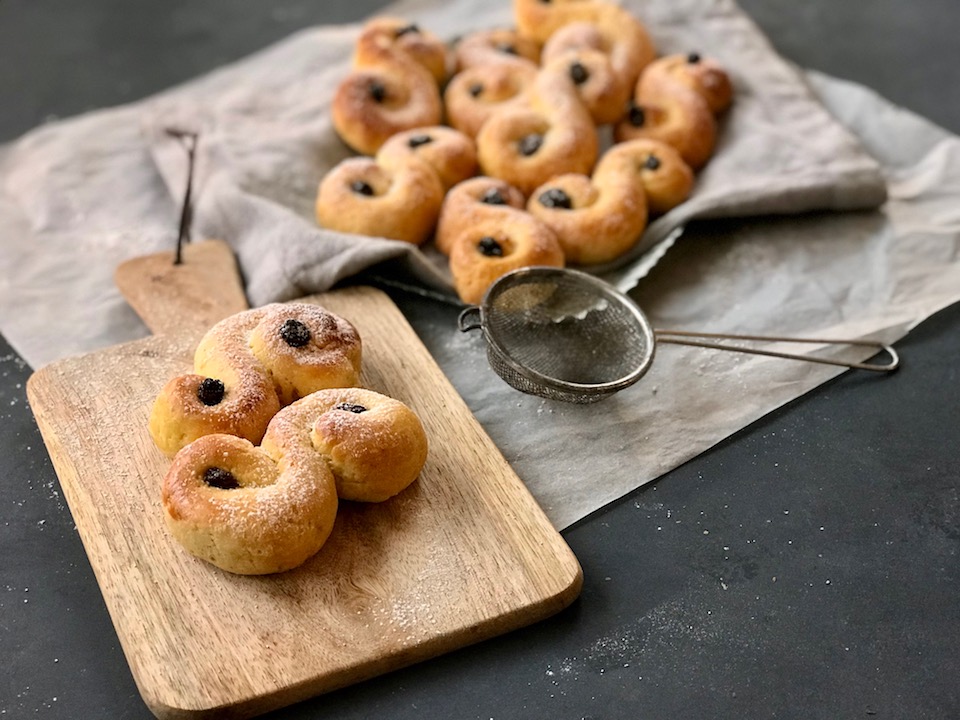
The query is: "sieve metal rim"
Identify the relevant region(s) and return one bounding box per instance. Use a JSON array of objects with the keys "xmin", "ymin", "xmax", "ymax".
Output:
[{"xmin": 458, "ymin": 266, "xmax": 658, "ymax": 399}]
